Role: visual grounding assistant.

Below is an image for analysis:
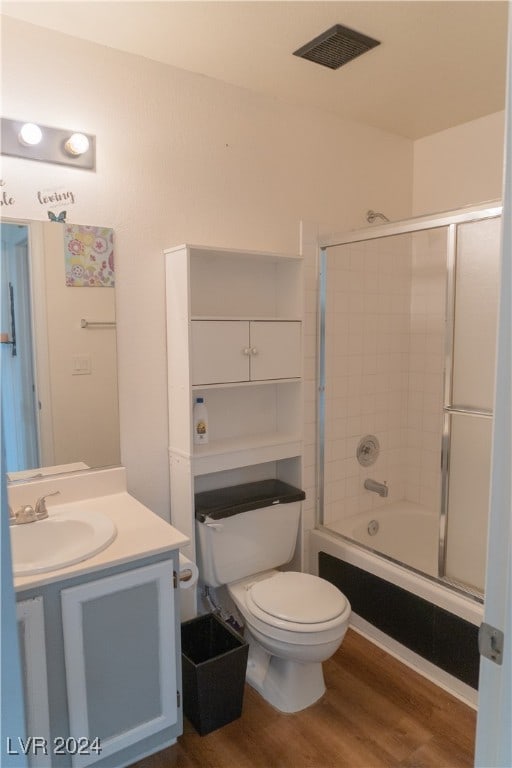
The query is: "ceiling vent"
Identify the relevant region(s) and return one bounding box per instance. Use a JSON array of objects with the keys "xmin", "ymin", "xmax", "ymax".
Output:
[{"xmin": 293, "ymin": 24, "xmax": 380, "ymax": 70}]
